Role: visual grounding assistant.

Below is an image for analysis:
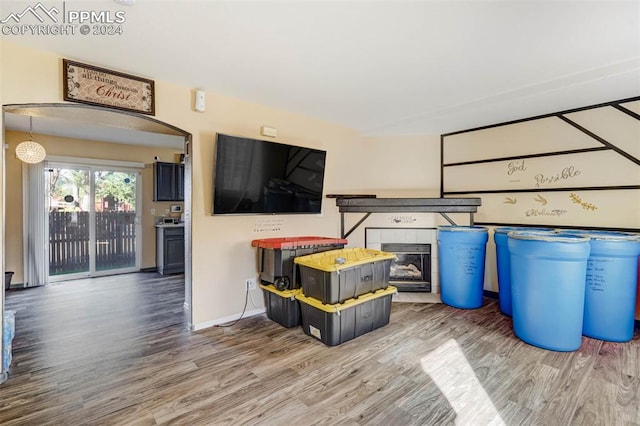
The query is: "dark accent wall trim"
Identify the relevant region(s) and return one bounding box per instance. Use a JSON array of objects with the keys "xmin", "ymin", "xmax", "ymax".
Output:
[
  {"xmin": 442, "ymin": 95, "xmax": 640, "ymax": 137},
  {"xmin": 559, "ymin": 115, "xmax": 640, "ymax": 166},
  {"xmin": 140, "ymin": 267, "xmax": 159, "ymax": 273},
  {"xmin": 440, "ymin": 134, "xmax": 445, "ymax": 198},
  {"xmin": 613, "ymin": 104, "xmax": 640, "ymax": 121},
  {"xmin": 443, "ymin": 185, "xmax": 640, "ymax": 195},
  {"xmin": 443, "ymin": 147, "xmax": 609, "ymax": 167},
  {"xmin": 441, "ymin": 95, "xmax": 640, "ymax": 232}
]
